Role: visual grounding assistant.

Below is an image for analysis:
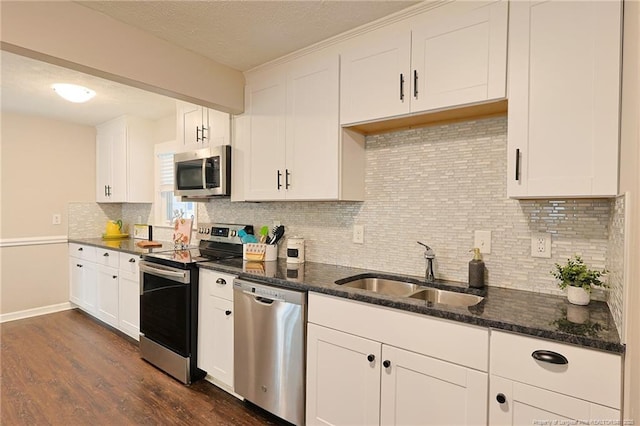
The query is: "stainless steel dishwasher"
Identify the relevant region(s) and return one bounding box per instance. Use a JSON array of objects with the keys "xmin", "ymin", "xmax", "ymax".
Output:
[{"xmin": 233, "ymin": 278, "xmax": 306, "ymax": 426}]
